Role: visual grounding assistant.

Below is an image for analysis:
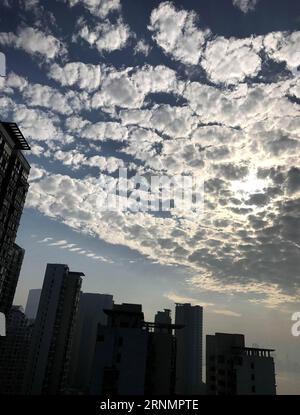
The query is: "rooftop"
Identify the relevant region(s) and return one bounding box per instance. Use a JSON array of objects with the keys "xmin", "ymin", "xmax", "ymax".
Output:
[{"xmin": 1, "ymin": 122, "xmax": 30, "ymax": 150}]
